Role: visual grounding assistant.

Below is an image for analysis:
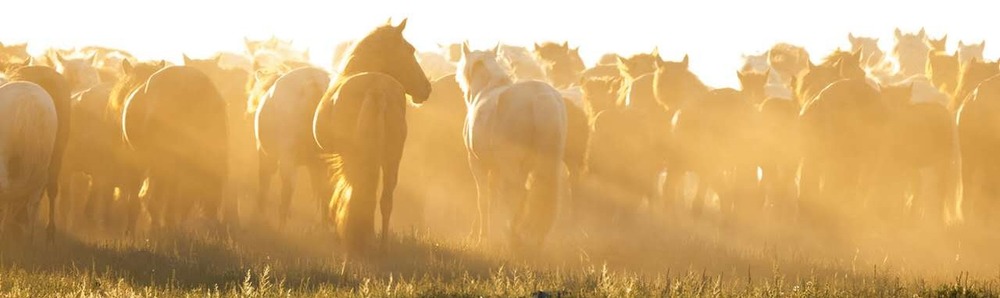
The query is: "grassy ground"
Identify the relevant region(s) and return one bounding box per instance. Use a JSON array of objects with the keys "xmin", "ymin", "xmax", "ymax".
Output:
[{"xmin": 3, "ymin": 204, "xmax": 1000, "ymax": 297}]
